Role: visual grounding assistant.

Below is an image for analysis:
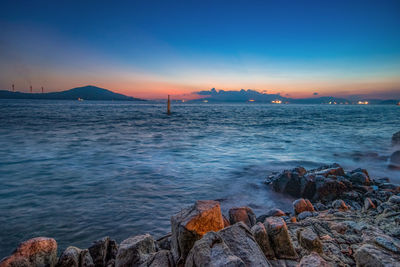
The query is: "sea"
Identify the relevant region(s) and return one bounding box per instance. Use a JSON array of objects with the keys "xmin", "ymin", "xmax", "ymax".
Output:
[{"xmin": 0, "ymin": 99, "xmax": 399, "ymax": 258}]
